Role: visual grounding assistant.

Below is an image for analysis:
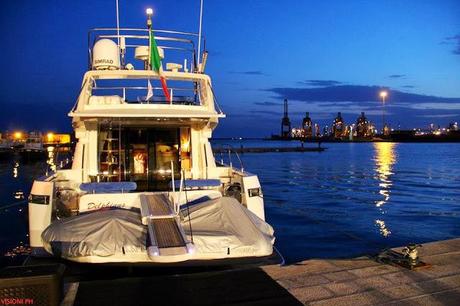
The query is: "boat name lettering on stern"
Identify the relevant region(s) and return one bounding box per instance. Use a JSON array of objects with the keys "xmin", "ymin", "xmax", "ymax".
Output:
[{"xmin": 87, "ymin": 201, "xmax": 126, "ymax": 210}]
